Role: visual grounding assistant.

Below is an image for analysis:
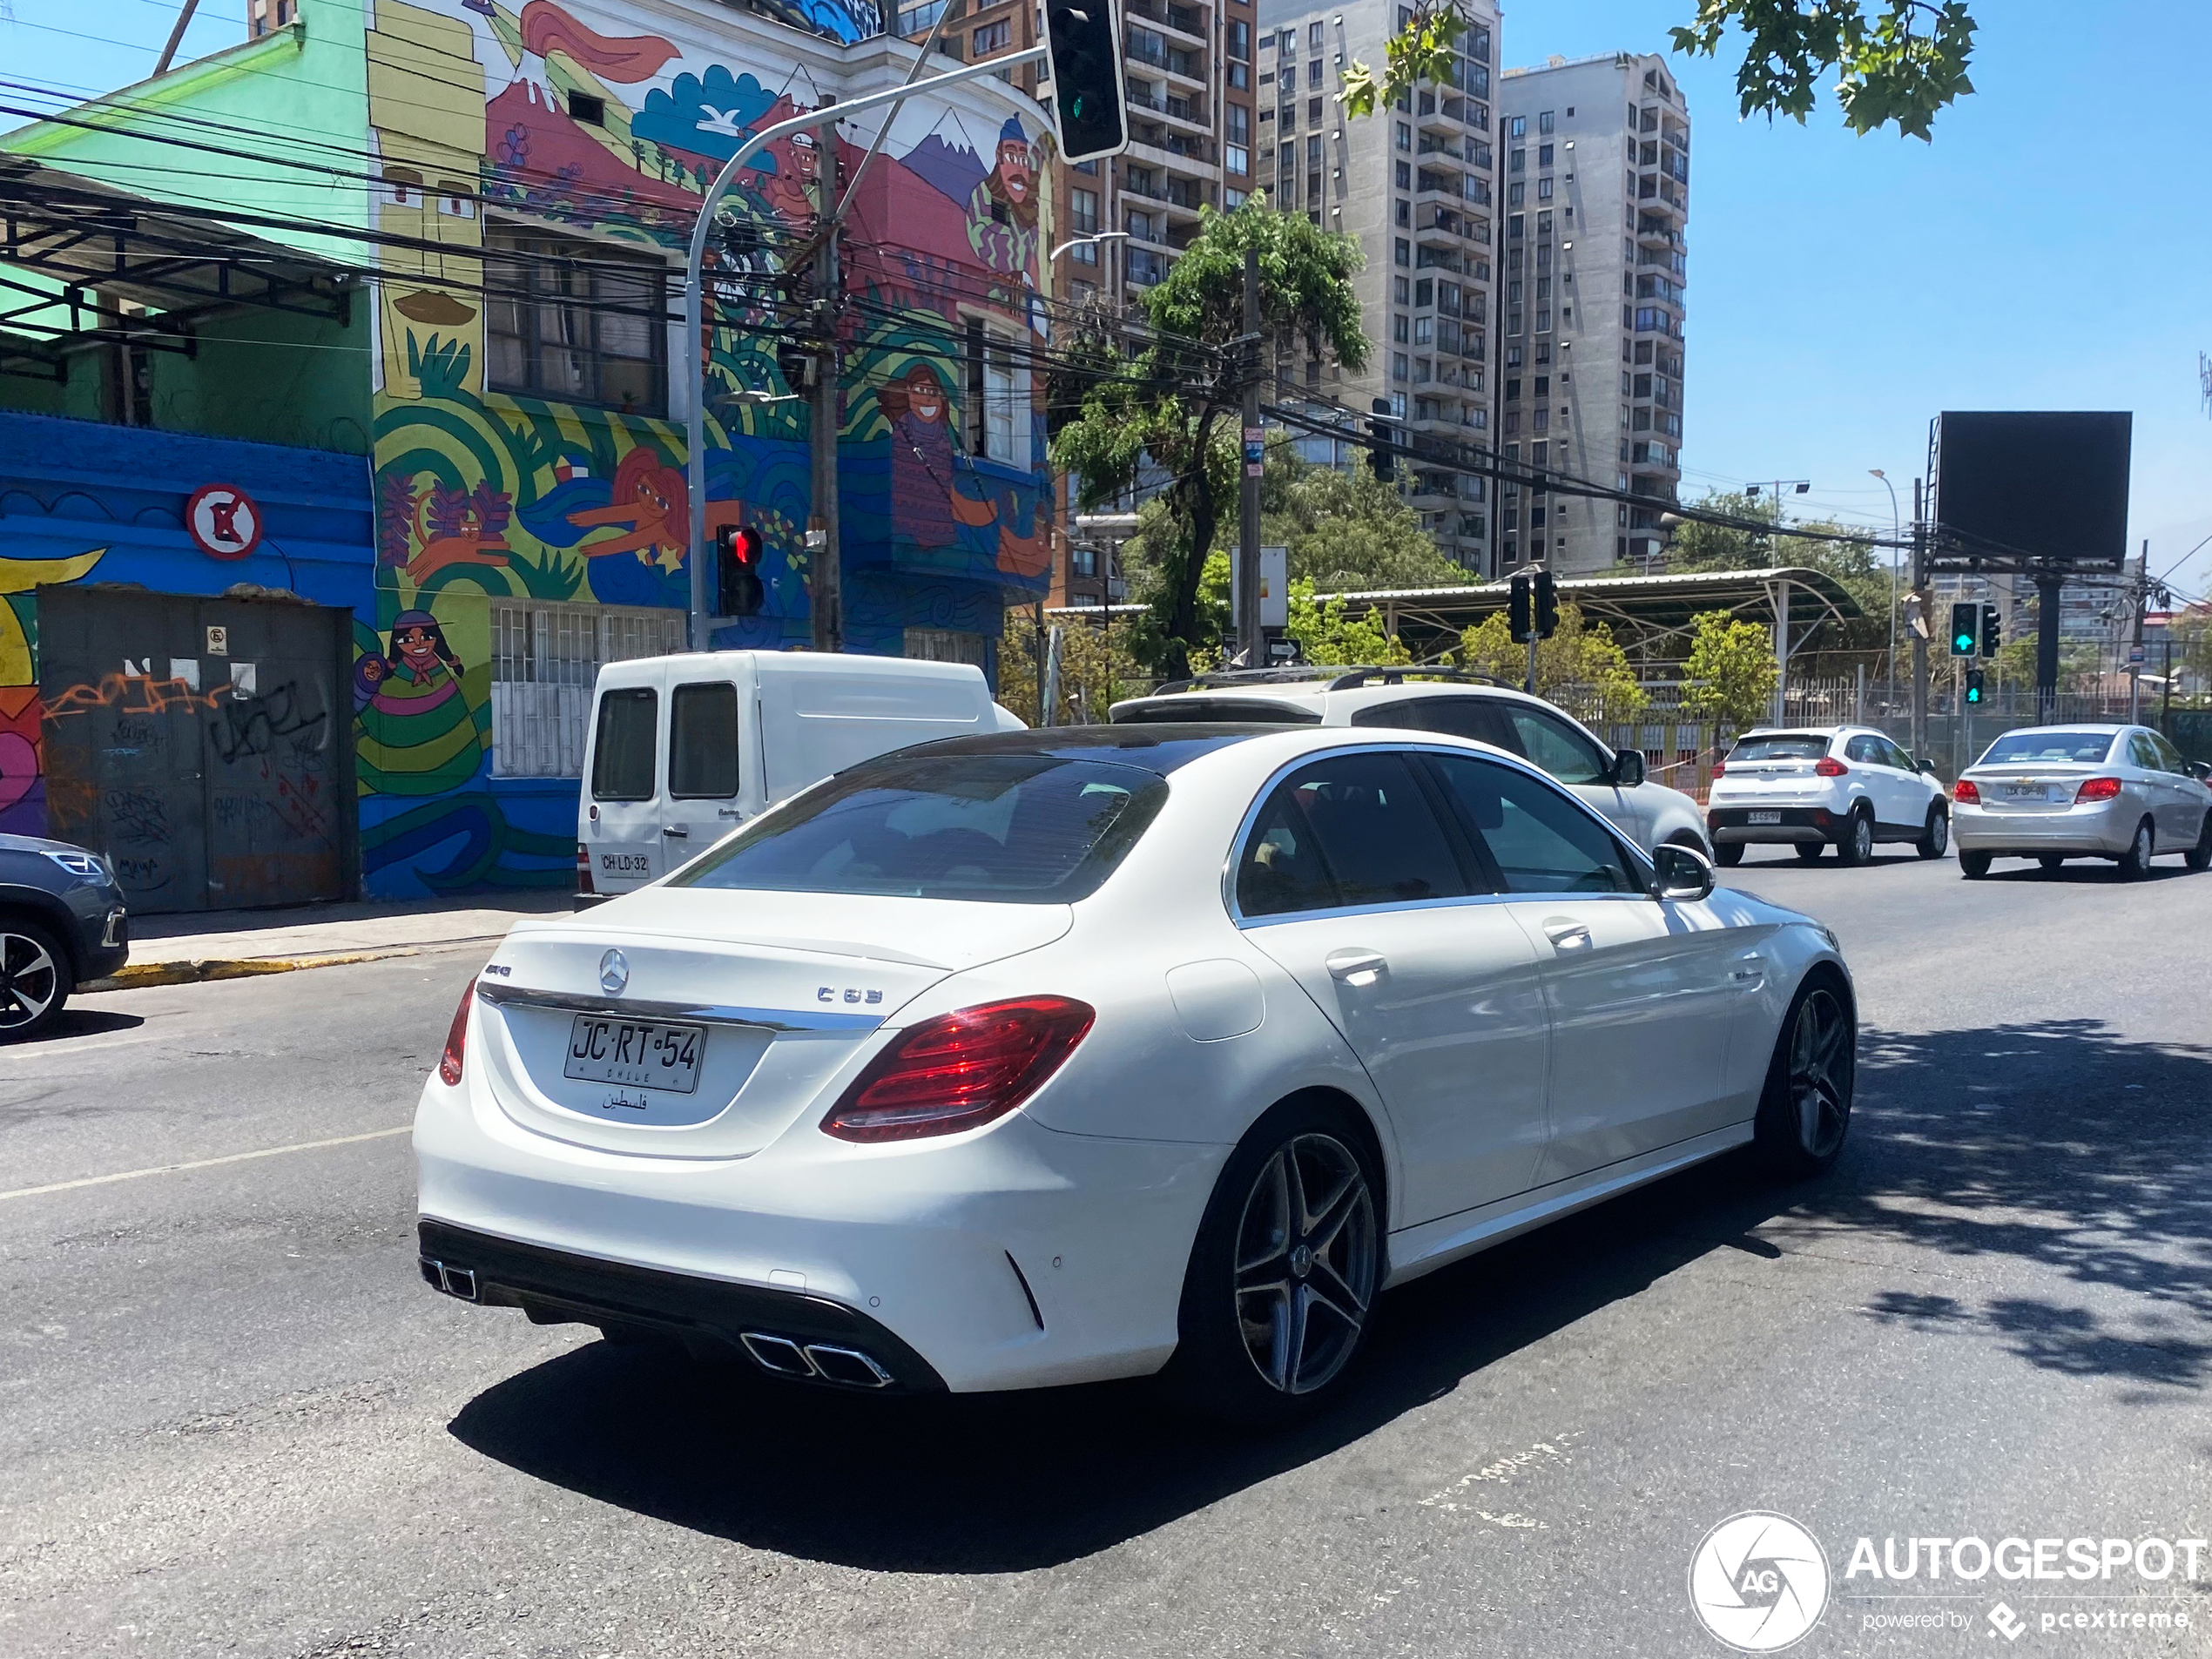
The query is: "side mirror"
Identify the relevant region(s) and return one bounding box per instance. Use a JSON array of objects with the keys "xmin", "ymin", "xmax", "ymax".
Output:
[
  {"xmin": 1650, "ymin": 841, "xmax": 1716, "ymax": 903},
  {"xmin": 1611, "ymin": 748, "xmax": 1647, "ymax": 788},
  {"xmin": 1919, "ymin": 759, "xmax": 1938, "ymax": 776},
  {"xmin": 2189, "ymin": 761, "xmax": 2211, "ymax": 783}
]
